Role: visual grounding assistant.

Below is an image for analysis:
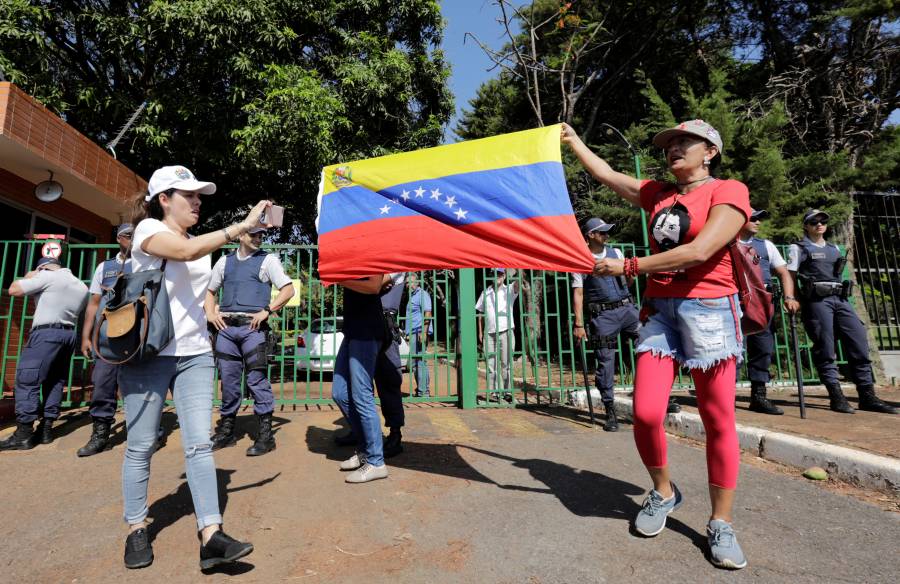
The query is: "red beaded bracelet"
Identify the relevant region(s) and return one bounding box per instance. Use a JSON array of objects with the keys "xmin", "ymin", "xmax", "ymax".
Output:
[{"xmin": 623, "ymin": 256, "xmax": 640, "ymax": 278}]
